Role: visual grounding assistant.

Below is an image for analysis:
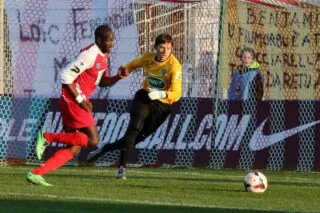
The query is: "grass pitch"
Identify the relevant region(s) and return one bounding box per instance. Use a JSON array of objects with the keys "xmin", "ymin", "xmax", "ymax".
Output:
[{"xmin": 0, "ymin": 166, "xmax": 319, "ymax": 213}]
